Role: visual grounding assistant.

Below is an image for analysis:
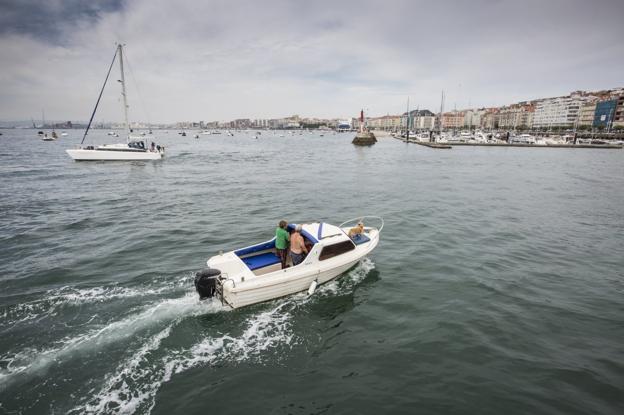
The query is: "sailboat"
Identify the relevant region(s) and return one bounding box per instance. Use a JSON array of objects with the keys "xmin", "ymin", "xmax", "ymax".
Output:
[
  {"xmin": 66, "ymin": 44, "xmax": 165, "ymax": 161},
  {"xmin": 40, "ymin": 110, "xmax": 56, "ymax": 141}
]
